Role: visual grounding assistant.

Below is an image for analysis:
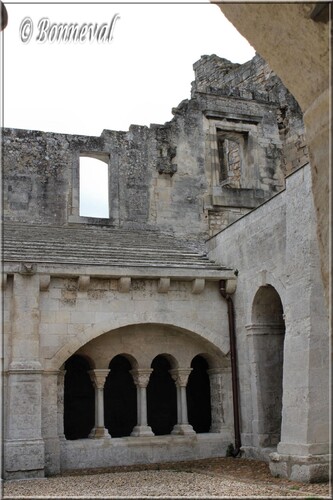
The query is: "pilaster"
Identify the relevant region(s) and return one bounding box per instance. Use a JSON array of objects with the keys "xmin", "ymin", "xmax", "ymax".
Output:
[
  {"xmin": 4, "ymin": 272, "xmax": 45, "ymax": 479},
  {"xmin": 207, "ymin": 367, "xmax": 232, "ymax": 435},
  {"xmin": 42, "ymin": 371, "xmax": 61, "ymax": 475}
]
